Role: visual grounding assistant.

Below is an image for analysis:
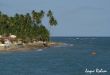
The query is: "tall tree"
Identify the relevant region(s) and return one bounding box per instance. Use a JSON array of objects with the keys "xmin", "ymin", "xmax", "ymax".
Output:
[
  {"xmin": 0, "ymin": 10, "xmax": 57, "ymax": 42},
  {"xmin": 47, "ymin": 10, "xmax": 58, "ymax": 39}
]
